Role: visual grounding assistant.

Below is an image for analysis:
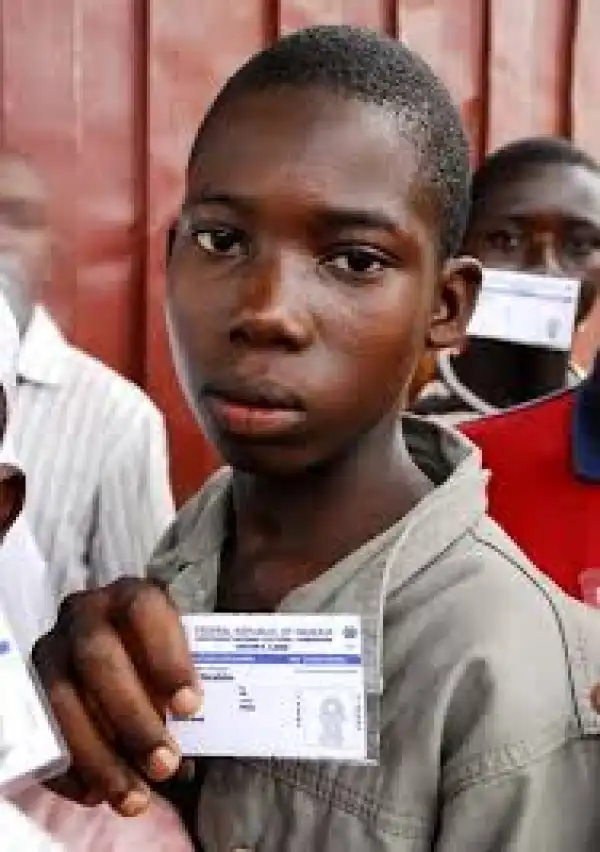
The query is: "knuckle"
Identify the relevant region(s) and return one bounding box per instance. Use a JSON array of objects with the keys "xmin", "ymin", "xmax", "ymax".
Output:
[
  {"xmin": 111, "ymin": 577, "xmax": 170, "ymax": 625},
  {"xmin": 56, "ymin": 589, "xmax": 106, "ymax": 641},
  {"xmin": 32, "ymin": 622, "xmax": 68, "ymax": 684},
  {"xmin": 48, "ymin": 590, "xmax": 113, "ymax": 676},
  {"xmin": 31, "ymin": 632, "xmax": 53, "ymax": 675},
  {"xmin": 56, "ymin": 589, "xmax": 96, "ymax": 622},
  {"xmin": 70, "ymin": 628, "xmax": 114, "ymax": 675},
  {"xmin": 111, "ymin": 576, "xmax": 148, "ymax": 599}
]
